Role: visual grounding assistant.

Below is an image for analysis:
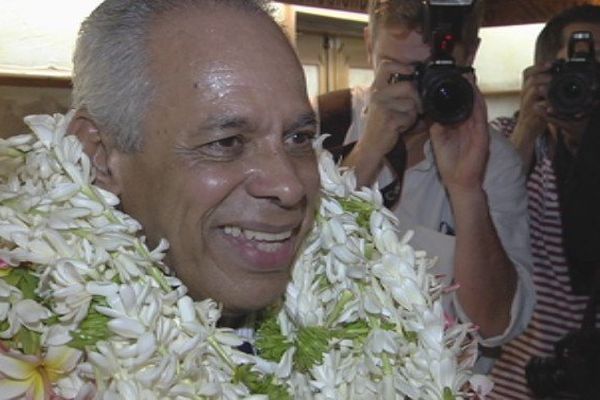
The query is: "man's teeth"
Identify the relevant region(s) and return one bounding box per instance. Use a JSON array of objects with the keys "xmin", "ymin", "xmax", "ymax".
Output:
[{"xmin": 223, "ymin": 226, "xmax": 293, "ymax": 242}]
